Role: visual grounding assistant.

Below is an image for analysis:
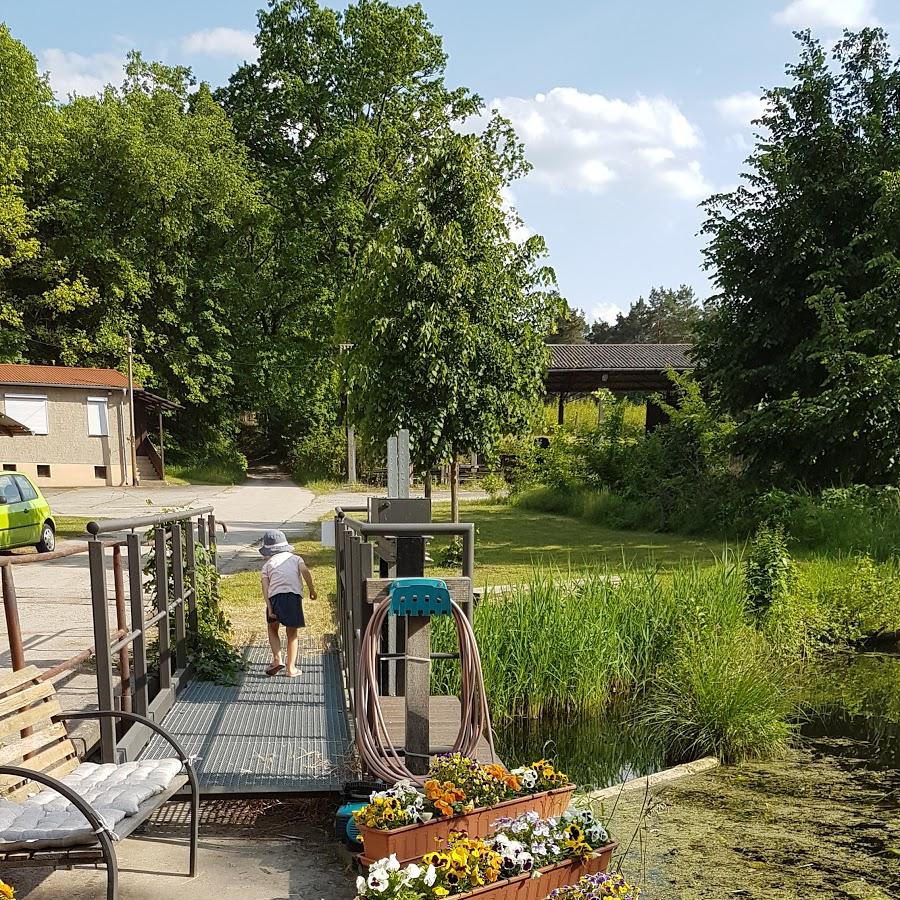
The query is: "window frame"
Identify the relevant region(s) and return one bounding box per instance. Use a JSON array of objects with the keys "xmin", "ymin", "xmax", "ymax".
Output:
[
  {"xmin": 86, "ymin": 395, "xmax": 109, "ymax": 437},
  {"xmin": 4, "ymin": 394, "xmax": 49, "ymax": 436}
]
